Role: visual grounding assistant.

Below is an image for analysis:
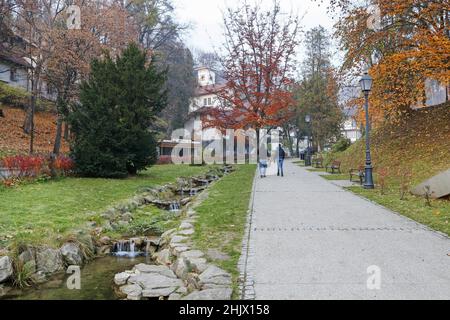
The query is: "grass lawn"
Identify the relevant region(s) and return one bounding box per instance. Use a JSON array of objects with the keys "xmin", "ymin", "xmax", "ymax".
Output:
[
  {"xmin": 347, "ymin": 186, "xmax": 450, "ymax": 237},
  {"xmin": 320, "ymin": 173, "xmax": 349, "ymax": 181},
  {"xmin": 0, "ymin": 165, "xmax": 210, "ymax": 248},
  {"xmin": 307, "ymin": 167, "xmax": 326, "ymax": 172},
  {"xmin": 293, "ymin": 160, "xmax": 305, "ymax": 166},
  {"xmin": 192, "ymin": 164, "xmax": 256, "ymax": 298}
]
